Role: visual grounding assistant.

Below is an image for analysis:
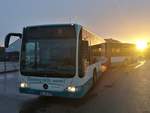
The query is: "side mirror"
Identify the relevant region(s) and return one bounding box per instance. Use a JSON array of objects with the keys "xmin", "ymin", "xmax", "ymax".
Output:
[
  {"xmin": 5, "ymin": 33, "xmax": 22, "ymax": 48},
  {"xmin": 81, "ymin": 41, "xmax": 89, "ymax": 58}
]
